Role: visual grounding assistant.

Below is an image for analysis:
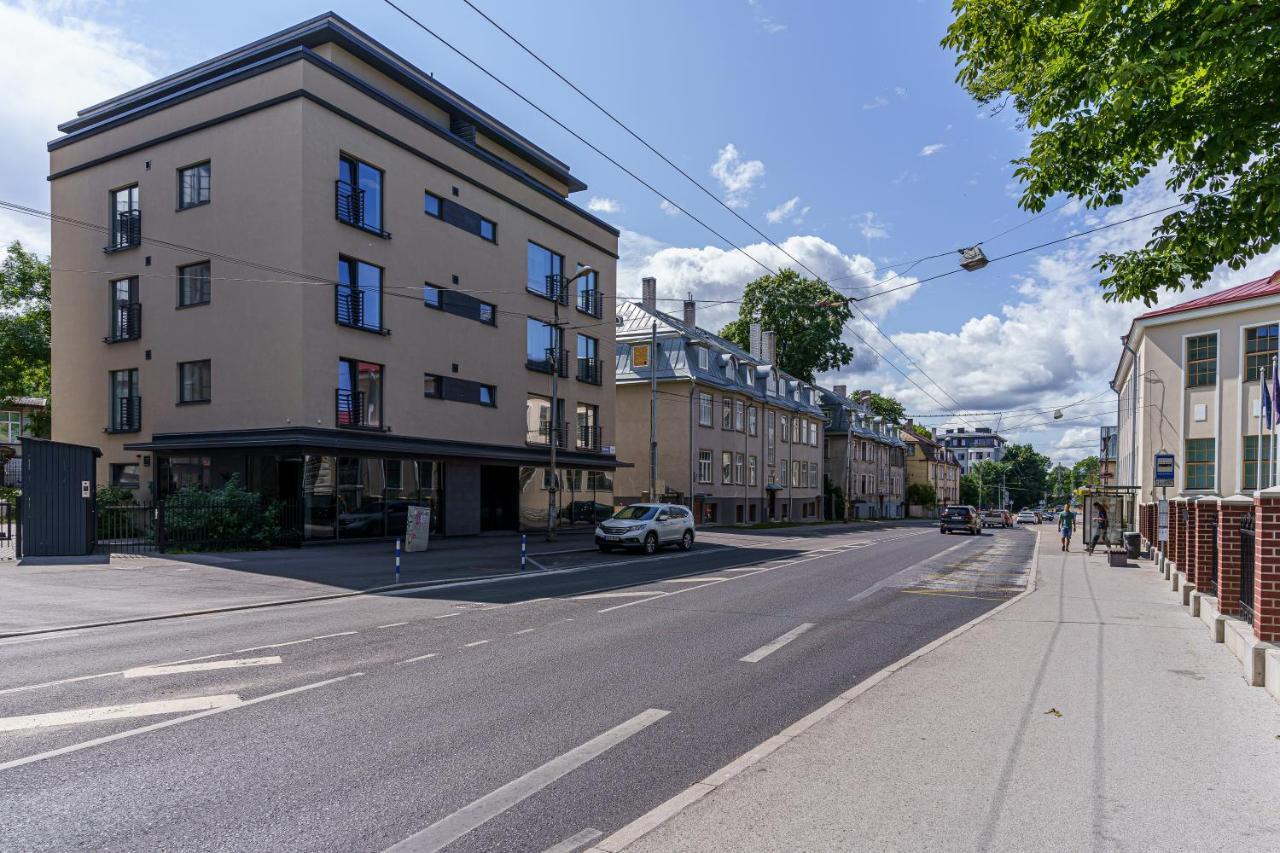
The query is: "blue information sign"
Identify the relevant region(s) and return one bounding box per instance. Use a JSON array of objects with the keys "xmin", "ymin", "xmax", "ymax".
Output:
[{"xmin": 1154, "ymin": 452, "xmax": 1175, "ymax": 483}]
